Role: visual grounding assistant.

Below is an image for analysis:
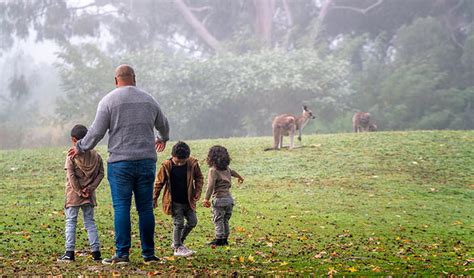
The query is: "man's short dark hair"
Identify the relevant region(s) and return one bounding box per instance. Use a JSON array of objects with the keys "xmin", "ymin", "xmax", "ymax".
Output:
[
  {"xmin": 71, "ymin": 124, "xmax": 88, "ymax": 140},
  {"xmin": 172, "ymin": 141, "xmax": 190, "ymax": 159}
]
